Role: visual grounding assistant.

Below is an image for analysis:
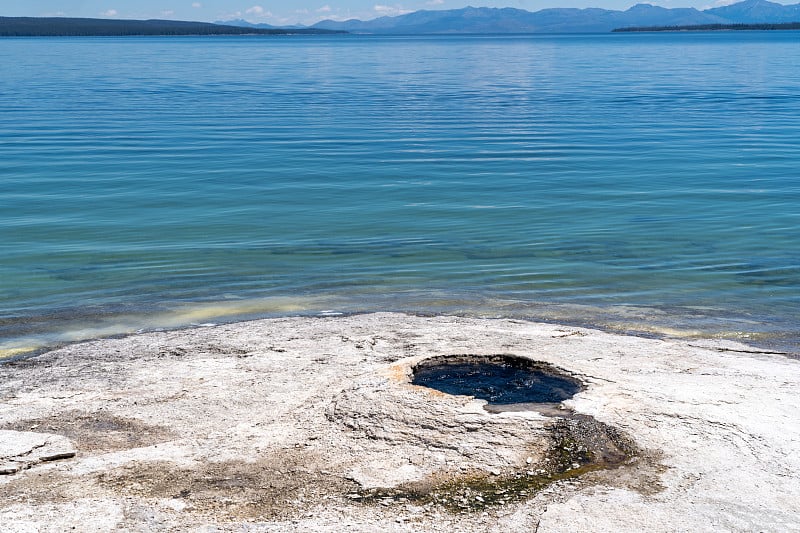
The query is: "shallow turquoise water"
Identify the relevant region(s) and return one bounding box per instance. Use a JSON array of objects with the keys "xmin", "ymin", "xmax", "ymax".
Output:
[{"xmin": 1, "ymin": 32, "xmax": 799, "ymax": 355}]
